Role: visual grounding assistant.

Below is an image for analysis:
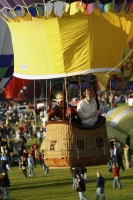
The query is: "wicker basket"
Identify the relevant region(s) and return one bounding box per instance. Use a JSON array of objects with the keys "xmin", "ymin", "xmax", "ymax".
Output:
[{"xmin": 41, "ymin": 120, "xmax": 110, "ymax": 167}]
